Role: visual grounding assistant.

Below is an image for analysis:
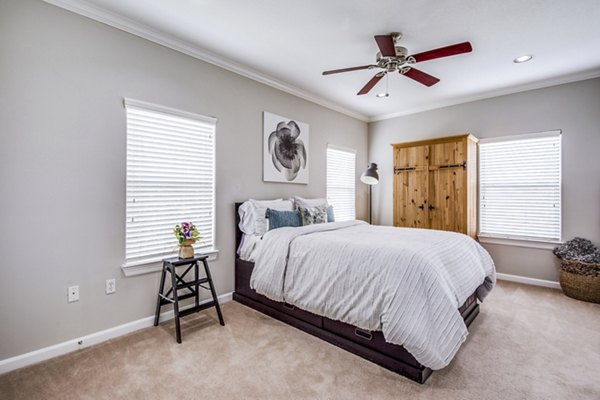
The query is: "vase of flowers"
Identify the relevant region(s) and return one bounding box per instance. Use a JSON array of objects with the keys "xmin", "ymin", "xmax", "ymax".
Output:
[{"xmin": 173, "ymin": 222, "xmax": 200, "ymax": 259}]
